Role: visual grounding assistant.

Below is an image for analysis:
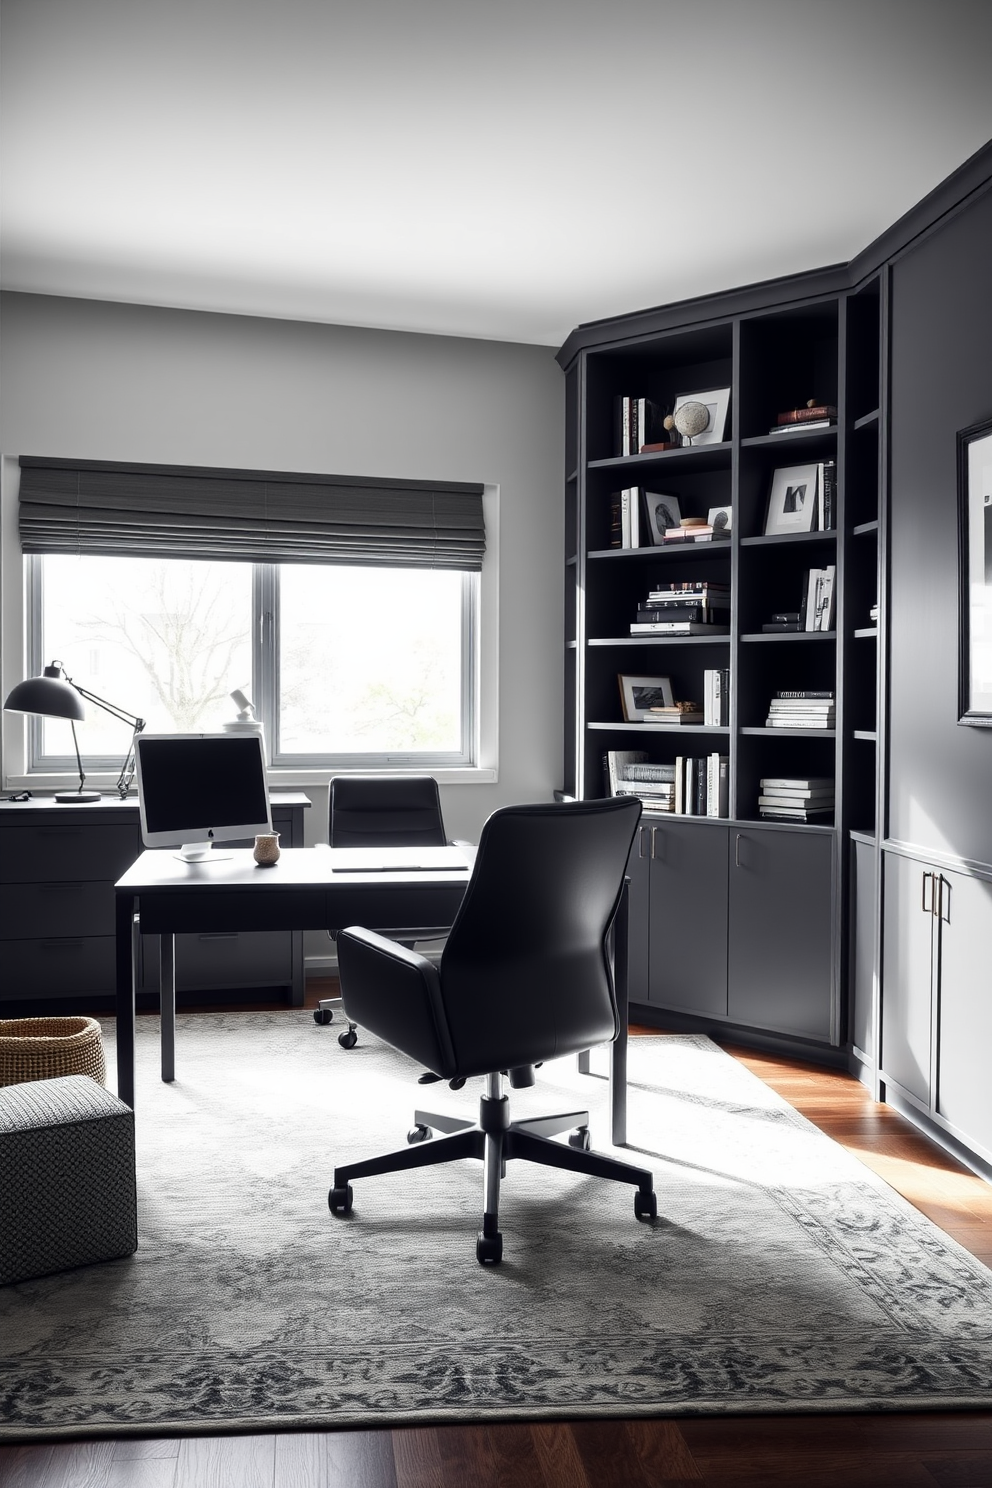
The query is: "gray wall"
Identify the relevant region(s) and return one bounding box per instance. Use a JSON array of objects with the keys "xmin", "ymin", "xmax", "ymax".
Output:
[
  {"xmin": 0, "ymin": 291, "xmax": 565, "ymax": 845},
  {"xmin": 888, "ymin": 184, "xmax": 992, "ymax": 867}
]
